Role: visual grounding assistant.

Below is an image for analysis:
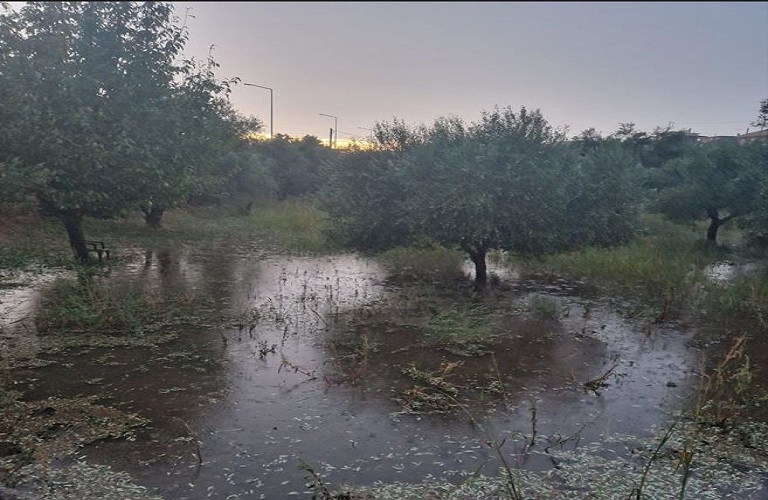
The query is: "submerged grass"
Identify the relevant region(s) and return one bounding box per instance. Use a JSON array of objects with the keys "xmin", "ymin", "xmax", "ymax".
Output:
[
  {"xmin": 424, "ymin": 303, "xmax": 494, "ymax": 345},
  {"xmin": 34, "ymin": 271, "xmax": 203, "ymax": 340}
]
